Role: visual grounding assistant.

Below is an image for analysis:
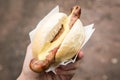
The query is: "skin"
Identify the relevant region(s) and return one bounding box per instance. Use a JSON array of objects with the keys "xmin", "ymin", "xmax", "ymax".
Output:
[{"xmin": 17, "ymin": 44, "xmax": 84, "ymax": 80}]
